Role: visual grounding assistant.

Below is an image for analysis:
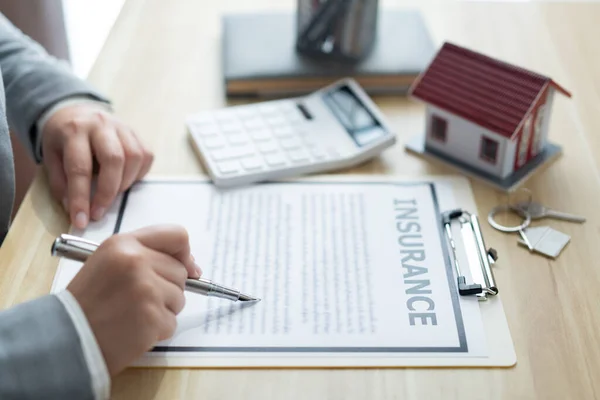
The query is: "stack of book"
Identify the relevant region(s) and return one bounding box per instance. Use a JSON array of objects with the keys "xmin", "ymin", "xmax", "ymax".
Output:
[{"xmin": 221, "ymin": 9, "xmax": 436, "ymax": 98}]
